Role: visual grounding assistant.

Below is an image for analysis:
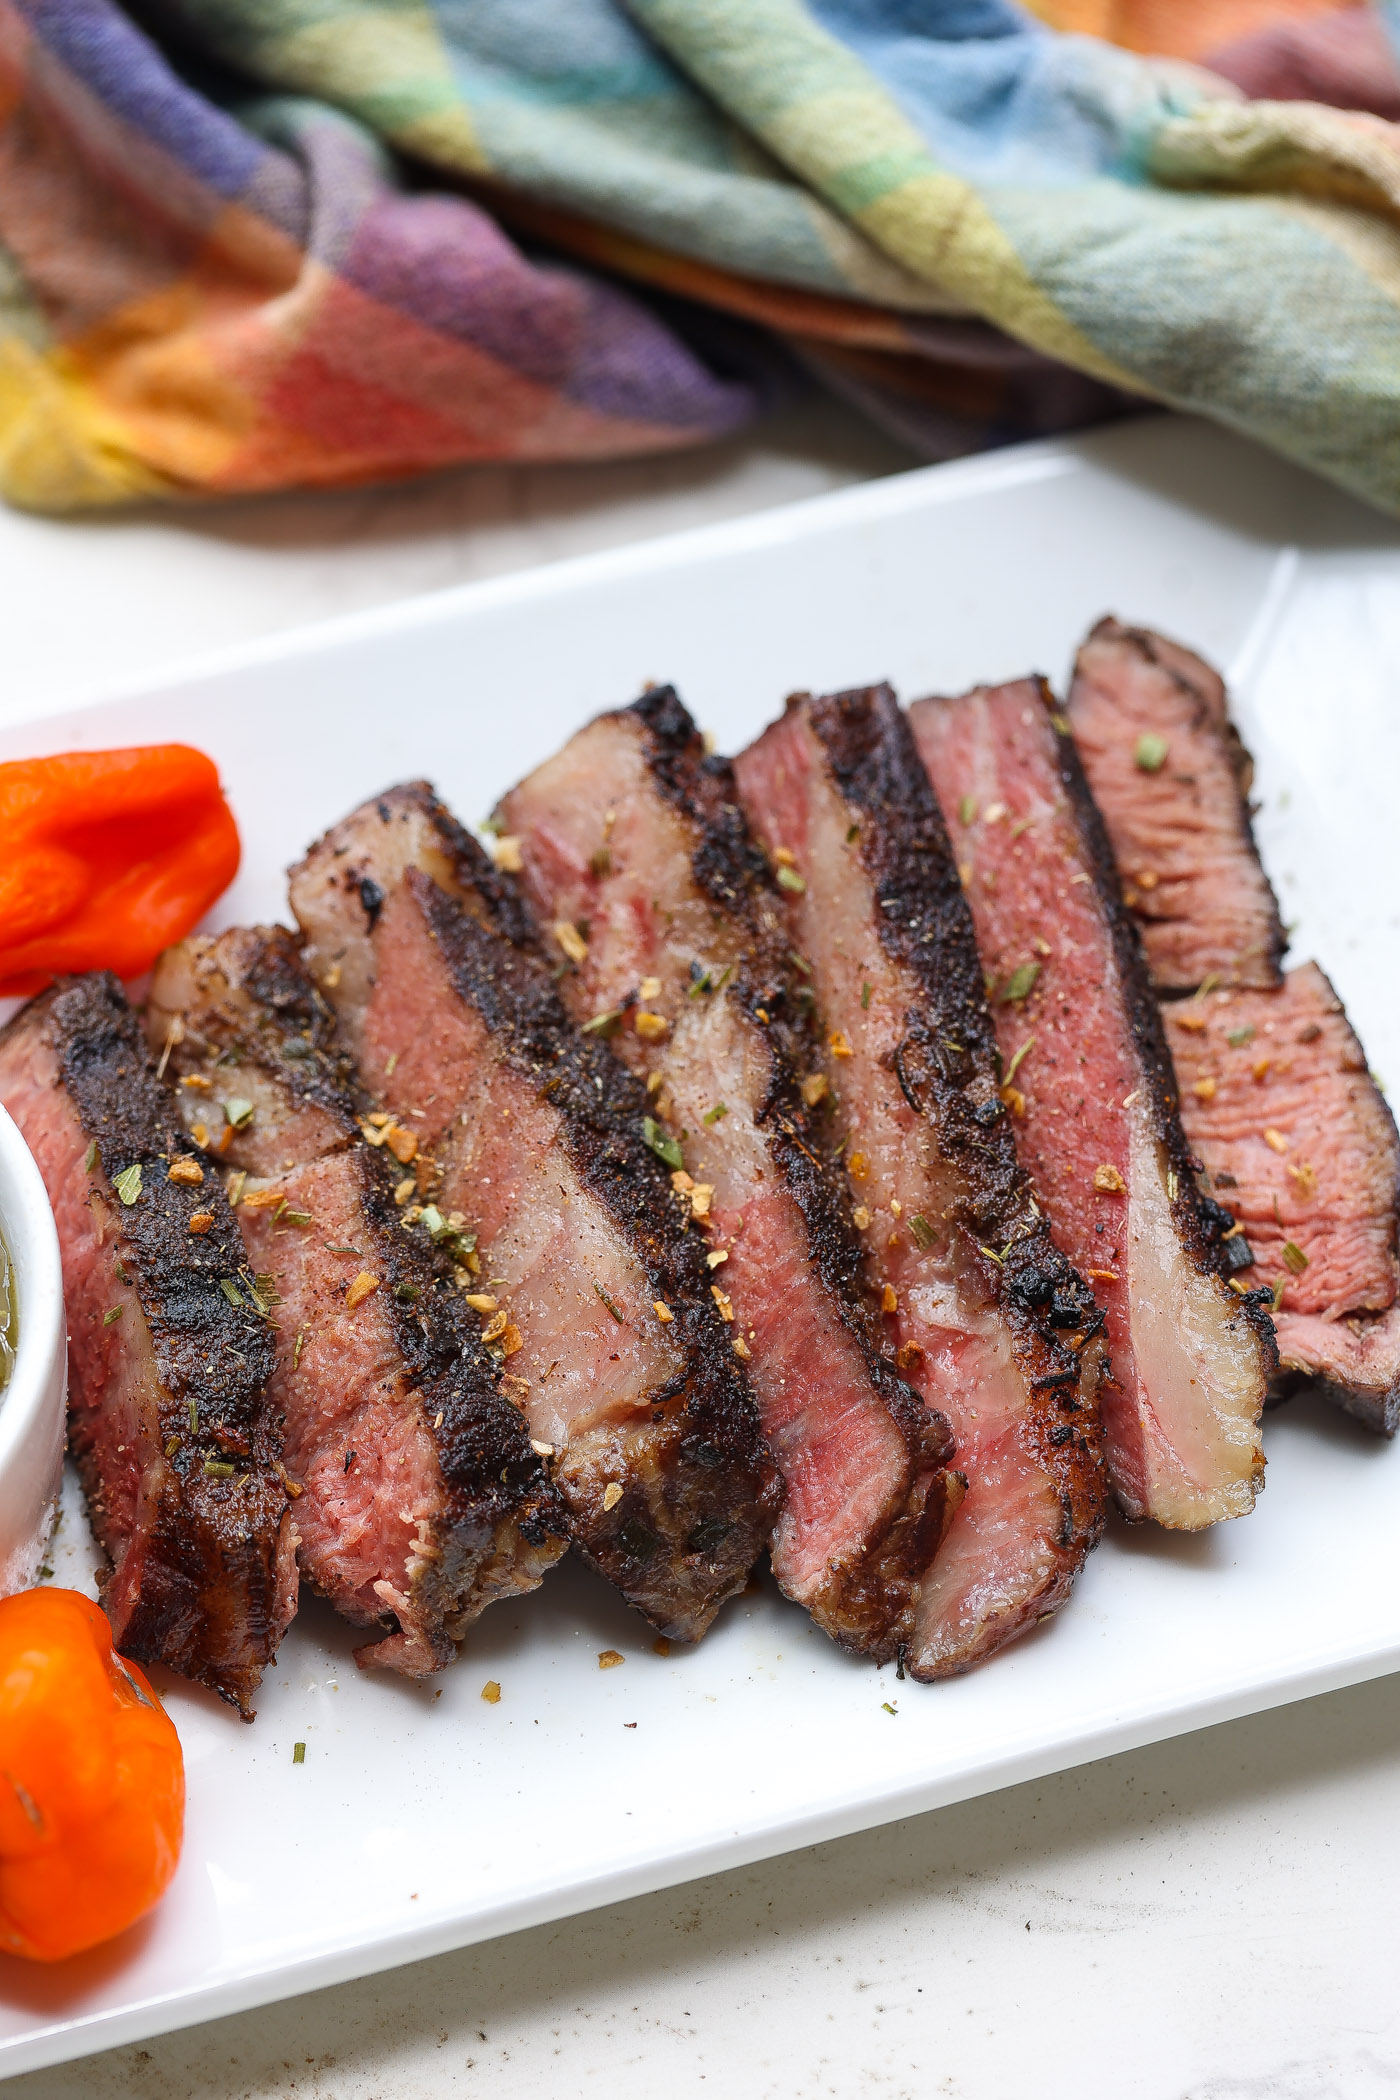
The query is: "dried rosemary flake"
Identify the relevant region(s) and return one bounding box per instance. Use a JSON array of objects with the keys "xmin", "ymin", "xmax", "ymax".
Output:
[
  {"xmin": 593, "ymin": 1282, "xmax": 625, "ymax": 1324},
  {"xmin": 590, "ymin": 847, "xmax": 612, "ymax": 878},
  {"xmin": 102, "ymin": 1306, "xmax": 123, "ymax": 1327},
  {"xmin": 188, "ymin": 1400, "xmax": 199, "ymax": 1433},
  {"xmin": 1093, "ymin": 1163, "xmax": 1127, "ymax": 1194},
  {"xmin": 219, "ymin": 1277, "xmax": 245, "ymax": 1308},
  {"xmin": 845, "ymin": 823, "xmax": 860, "ymax": 844},
  {"xmin": 958, "ymin": 794, "xmax": 977, "ymax": 826},
  {"xmin": 1005, "ymin": 1036, "xmax": 1036, "ymax": 1087},
  {"xmin": 112, "ymin": 1163, "xmax": 143, "ymax": 1207},
  {"xmin": 83, "ymin": 1140, "xmax": 98, "ymax": 1173},
  {"xmin": 1050, "ymin": 711, "xmax": 1071, "ymax": 736},
  {"xmin": 860, "ymin": 982, "xmax": 873, "ymax": 1012},
  {"xmin": 978, "ymin": 1243, "xmax": 1006, "ymax": 1266},
  {"xmin": 776, "ymin": 865, "xmax": 807, "ymax": 894},
  {"xmin": 1282, "ymin": 1240, "xmax": 1309, "ymax": 1275},
  {"xmin": 602, "ymin": 1483, "xmax": 623, "ymax": 1512},
  {"xmin": 999, "ymin": 962, "xmax": 1040, "ymax": 1005},
  {"xmin": 1227, "ymin": 1025, "xmax": 1256, "ymax": 1048},
  {"xmin": 226, "ymin": 1170, "xmax": 247, "ymax": 1208},
  {"xmin": 203, "ymin": 1460, "xmax": 235, "ymax": 1479},
  {"xmin": 224, "ymin": 1098, "xmax": 255, "ymax": 1130},
  {"xmin": 1271, "ymin": 1278, "xmax": 1287, "ymax": 1313},
  {"xmin": 292, "ymin": 1742, "xmax": 306, "ymax": 1764},
  {"xmin": 702, "ymin": 1101, "xmax": 728, "ymax": 1125},
  {"xmin": 641, "ymin": 1117, "xmax": 683, "ymax": 1170},
  {"xmin": 1167, "ymin": 1170, "xmax": 1179, "ymax": 1202},
  {"xmin": 908, "ymin": 1214, "xmax": 936, "ymax": 1252},
  {"xmin": 1134, "ymin": 733, "xmax": 1169, "ymax": 773}
]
